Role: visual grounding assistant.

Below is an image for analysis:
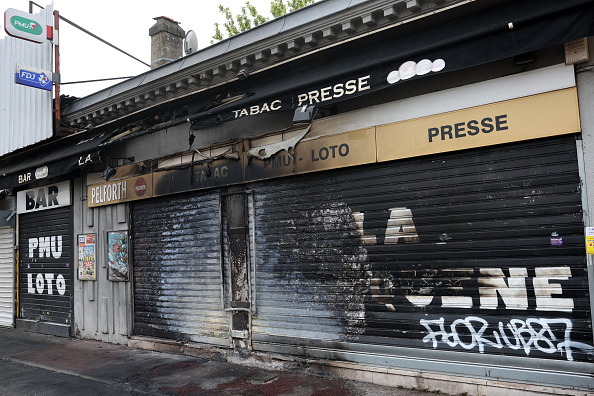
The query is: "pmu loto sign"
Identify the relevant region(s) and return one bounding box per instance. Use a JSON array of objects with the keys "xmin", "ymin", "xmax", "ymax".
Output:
[{"xmin": 4, "ymin": 8, "xmax": 46, "ymax": 44}]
